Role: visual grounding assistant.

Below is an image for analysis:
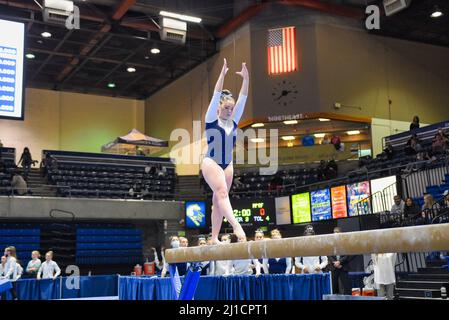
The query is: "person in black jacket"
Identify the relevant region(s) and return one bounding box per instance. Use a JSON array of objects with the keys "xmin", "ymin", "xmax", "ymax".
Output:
[
  {"xmin": 328, "ymin": 227, "xmax": 353, "ymax": 295},
  {"xmin": 409, "ymin": 116, "xmax": 420, "ymax": 131},
  {"xmin": 403, "ymin": 197, "xmax": 421, "ymax": 224}
]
